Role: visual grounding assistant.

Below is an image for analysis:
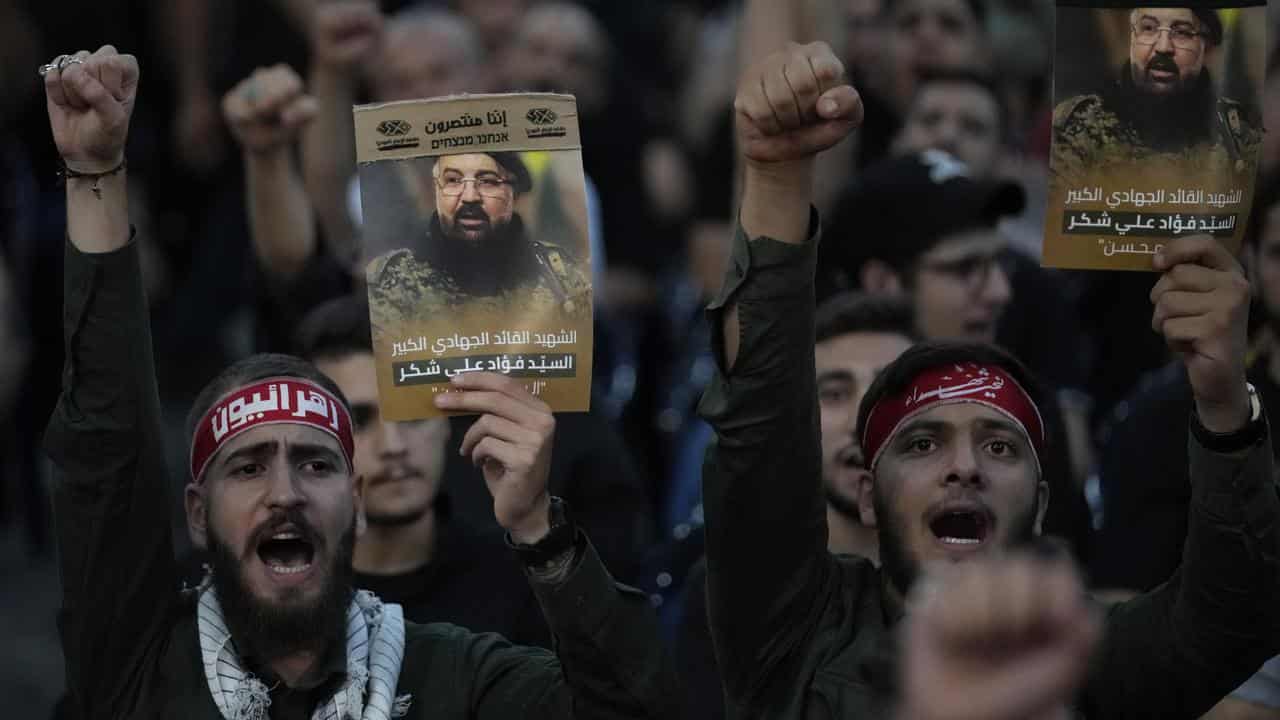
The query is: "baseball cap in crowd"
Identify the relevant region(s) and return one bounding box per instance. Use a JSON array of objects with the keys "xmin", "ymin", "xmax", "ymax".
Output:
[{"xmin": 818, "ymin": 149, "xmax": 1025, "ymax": 299}]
